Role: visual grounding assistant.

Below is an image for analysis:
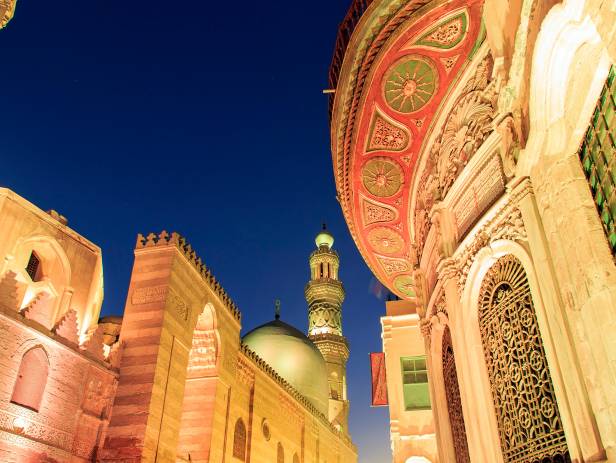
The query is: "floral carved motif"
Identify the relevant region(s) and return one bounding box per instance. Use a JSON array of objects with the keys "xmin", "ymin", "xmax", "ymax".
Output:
[
  {"xmin": 383, "ymin": 55, "xmax": 438, "ymax": 113},
  {"xmin": 377, "ymin": 256, "xmax": 411, "ymax": 276},
  {"xmin": 440, "ymin": 55, "xmax": 460, "ymax": 73},
  {"xmin": 430, "ymin": 54, "xmax": 495, "ymax": 199},
  {"xmin": 367, "ymin": 110, "xmax": 410, "ymax": 152},
  {"xmin": 414, "ymin": 54, "xmax": 496, "ymax": 258},
  {"xmin": 82, "ymin": 368, "xmax": 113, "ymax": 418},
  {"xmin": 362, "ymin": 157, "xmax": 404, "ymax": 198},
  {"xmin": 367, "ymin": 227, "xmax": 404, "ymax": 255},
  {"xmin": 424, "ymin": 18, "xmax": 464, "ymax": 47},
  {"xmin": 393, "ymin": 274, "xmax": 416, "ymax": 298},
  {"xmin": 167, "ymin": 288, "xmax": 190, "ymax": 322},
  {"xmin": 361, "ymin": 197, "xmax": 398, "ymax": 226},
  {"xmin": 412, "ymin": 11, "xmax": 468, "ymax": 50}
]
